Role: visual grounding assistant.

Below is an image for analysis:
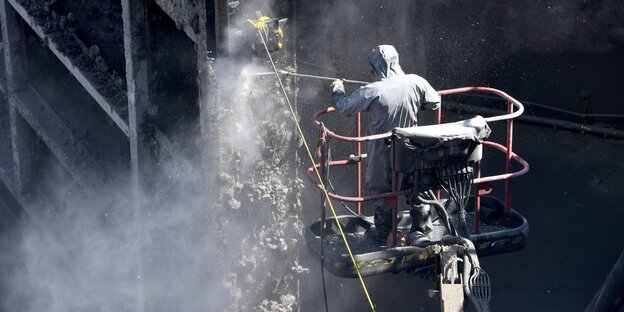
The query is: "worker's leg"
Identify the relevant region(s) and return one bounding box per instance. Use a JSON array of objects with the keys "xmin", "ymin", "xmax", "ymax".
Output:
[
  {"xmin": 408, "ymin": 198, "xmax": 433, "ymax": 246},
  {"xmin": 373, "ymin": 198, "xmax": 393, "ymax": 238}
]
